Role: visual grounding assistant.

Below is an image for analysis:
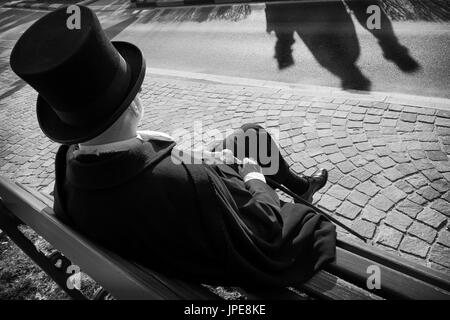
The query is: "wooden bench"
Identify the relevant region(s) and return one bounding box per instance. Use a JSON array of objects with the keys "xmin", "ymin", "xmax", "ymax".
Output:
[{"xmin": 0, "ymin": 175, "xmax": 449, "ymax": 300}]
